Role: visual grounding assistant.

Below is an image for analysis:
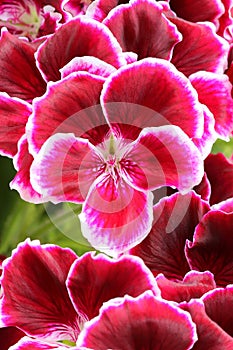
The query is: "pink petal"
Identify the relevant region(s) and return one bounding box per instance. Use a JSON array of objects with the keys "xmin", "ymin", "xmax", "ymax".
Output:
[
  {"xmin": 86, "ymin": 0, "xmax": 120, "ymax": 22},
  {"xmin": 28, "ymin": 73, "xmax": 107, "ymax": 155},
  {"xmin": 193, "ymin": 173, "xmax": 211, "ymax": 202},
  {"xmin": 212, "ymin": 198, "xmax": 233, "ymax": 213},
  {"xmin": 130, "ymin": 191, "xmax": 210, "ymax": 279},
  {"xmin": 80, "ymin": 174, "xmax": 154, "ymax": 255},
  {"xmin": 10, "ymin": 135, "xmax": 44, "ymax": 204},
  {"xmin": 204, "ymin": 153, "xmax": 233, "ymax": 205},
  {"xmin": 30, "ymin": 133, "xmax": 102, "ymax": 203},
  {"xmin": 0, "ymin": 30, "xmax": 46, "ymax": 101},
  {"xmin": 190, "ymin": 71, "xmax": 233, "ymax": 140},
  {"xmin": 186, "ymin": 210, "xmax": 233, "ymax": 287},
  {"xmin": 77, "ymin": 291, "xmax": 197, "ymax": 350},
  {"xmin": 0, "ymin": 239, "xmax": 80, "ymax": 342},
  {"xmin": 101, "ymin": 58, "xmax": 204, "ymax": 140},
  {"xmin": 67, "ymin": 252, "xmax": 159, "ymax": 320},
  {"xmin": 103, "ymin": 0, "xmax": 181, "ymax": 60},
  {"xmin": 0, "ymin": 327, "xmax": 25, "ymax": 350},
  {"xmin": 36, "ymin": 17, "xmax": 126, "ymax": 82},
  {"xmin": 156, "ymin": 270, "xmax": 216, "ymax": 303},
  {"xmin": 60, "ymin": 57, "xmax": 116, "ymax": 79},
  {"xmin": 168, "ymin": 0, "xmax": 224, "ymax": 23},
  {"xmin": 170, "ymin": 18, "xmax": 229, "ymax": 76},
  {"xmin": 181, "ymin": 299, "xmax": 233, "ymax": 349},
  {"xmin": 8, "ymin": 337, "xmax": 66, "ymax": 350},
  {"xmin": 0, "ymin": 94, "xmax": 31, "ymax": 157},
  {"xmin": 217, "ymin": 0, "xmax": 233, "ymax": 41},
  {"xmin": 124, "ymin": 125, "xmax": 204, "ymax": 193}
]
